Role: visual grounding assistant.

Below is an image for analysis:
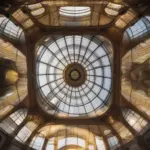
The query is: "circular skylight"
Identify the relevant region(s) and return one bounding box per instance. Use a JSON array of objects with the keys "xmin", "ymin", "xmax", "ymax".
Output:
[{"xmin": 36, "ymin": 35, "xmax": 112, "ymax": 118}]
